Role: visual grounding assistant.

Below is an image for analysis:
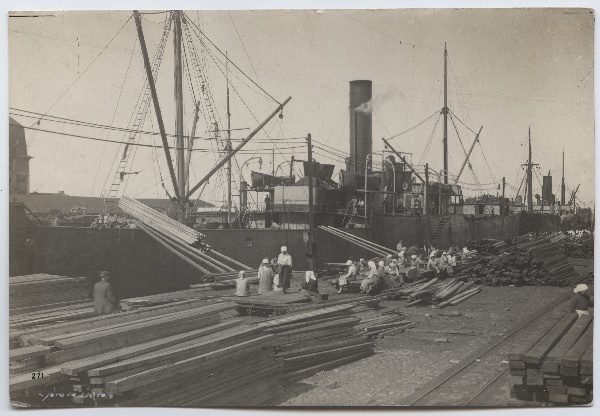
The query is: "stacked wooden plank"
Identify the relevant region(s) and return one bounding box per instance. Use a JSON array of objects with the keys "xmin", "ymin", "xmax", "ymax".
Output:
[
  {"xmin": 563, "ymin": 233, "xmax": 594, "ymax": 259},
  {"xmin": 10, "ymin": 301, "xmax": 286, "ymax": 407},
  {"xmin": 507, "ymin": 306, "xmax": 593, "ymax": 405},
  {"xmin": 455, "ymin": 238, "xmax": 578, "ymax": 287},
  {"xmin": 351, "ymin": 306, "xmax": 416, "ymax": 338},
  {"xmin": 10, "ymin": 274, "xmax": 89, "ymax": 310},
  {"xmin": 255, "ymin": 304, "xmax": 375, "ymax": 383},
  {"xmin": 466, "ymin": 238, "xmax": 508, "ymax": 254},
  {"xmin": 119, "ymin": 196, "xmax": 204, "ymax": 245}
]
